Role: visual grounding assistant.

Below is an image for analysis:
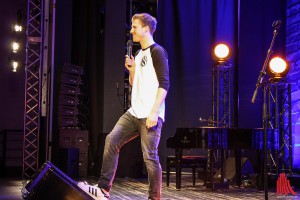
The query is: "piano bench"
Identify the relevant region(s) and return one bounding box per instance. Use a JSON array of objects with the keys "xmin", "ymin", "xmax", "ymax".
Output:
[{"xmin": 166, "ymin": 156, "xmax": 208, "ymax": 188}]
